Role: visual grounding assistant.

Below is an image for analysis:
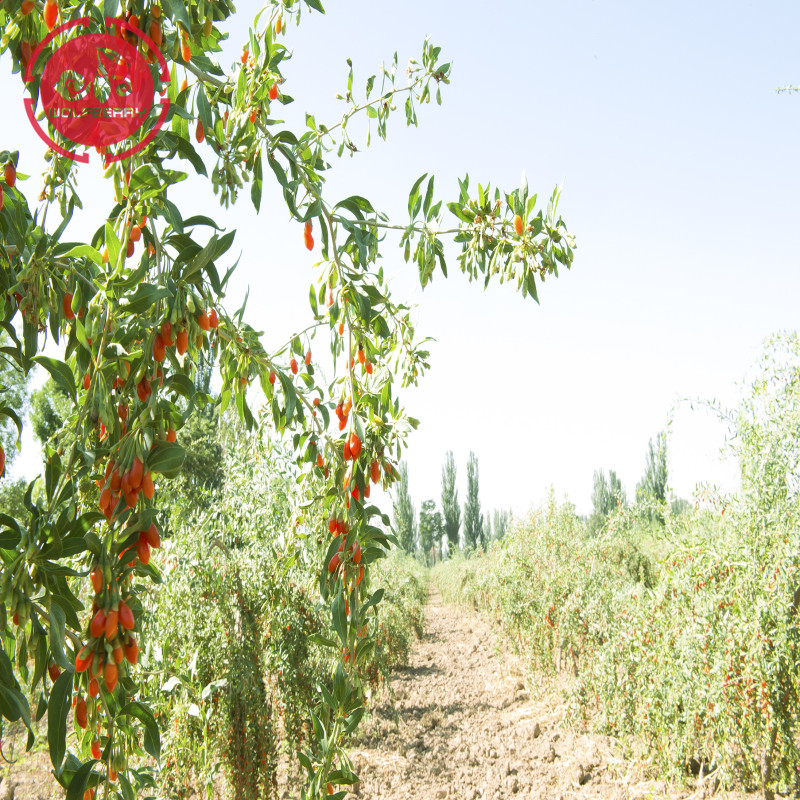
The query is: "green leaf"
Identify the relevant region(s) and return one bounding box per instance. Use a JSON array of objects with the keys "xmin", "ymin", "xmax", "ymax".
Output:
[
  {"xmin": 65, "ymin": 759, "xmax": 98, "ymax": 800},
  {"xmin": 197, "ymin": 84, "xmax": 213, "ymax": 134},
  {"xmin": 251, "ymin": 150, "xmax": 263, "ymax": 212},
  {"xmin": 48, "ymin": 670, "xmax": 72, "ymax": 774},
  {"xmin": 32, "ymin": 356, "xmax": 76, "ymax": 403},
  {"xmin": 118, "ymin": 701, "xmax": 161, "ymax": 759},
  {"xmin": 147, "ymin": 443, "xmax": 185, "ymax": 476},
  {"xmin": 181, "ymin": 235, "xmax": 218, "ymax": 281},
  {"xmin": 162, "ymin": 198, "xmax": 184, "ymax": 233},
  {"xmin": 60, "ymin": 244, "xmax": 104, "ymax": 267},
  {"xmin": 423, "ymin": 175, "xmax": 435, "ymax": 219},
  {"xmin": 331, "ymin": 590, "xmax": 347, "ymax": 644},
  {"xmin": 161, "ymin": 0, "xmax": 191, "ymax": 32},
  {"xmin": 277, "ymin": 371, "xmax": 296, "ymax": 424},
  {"xmin": 408, "ymin": 173, "xmax": 427, "ymax": 218},
  {"xmin": 48, "ymin": 603, "xmax": 71, "ymax": 670},
  {"xmin": 119, "ymin": 283, "xmax": 173, "ymax": 316}
]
